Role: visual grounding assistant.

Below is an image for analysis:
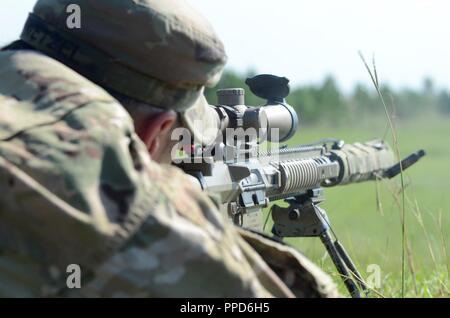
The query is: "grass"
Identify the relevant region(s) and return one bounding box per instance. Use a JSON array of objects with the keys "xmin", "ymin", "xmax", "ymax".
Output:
[{"xmin": 264, "ymin": 114, "xmax": 450, "ymax": 297}]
